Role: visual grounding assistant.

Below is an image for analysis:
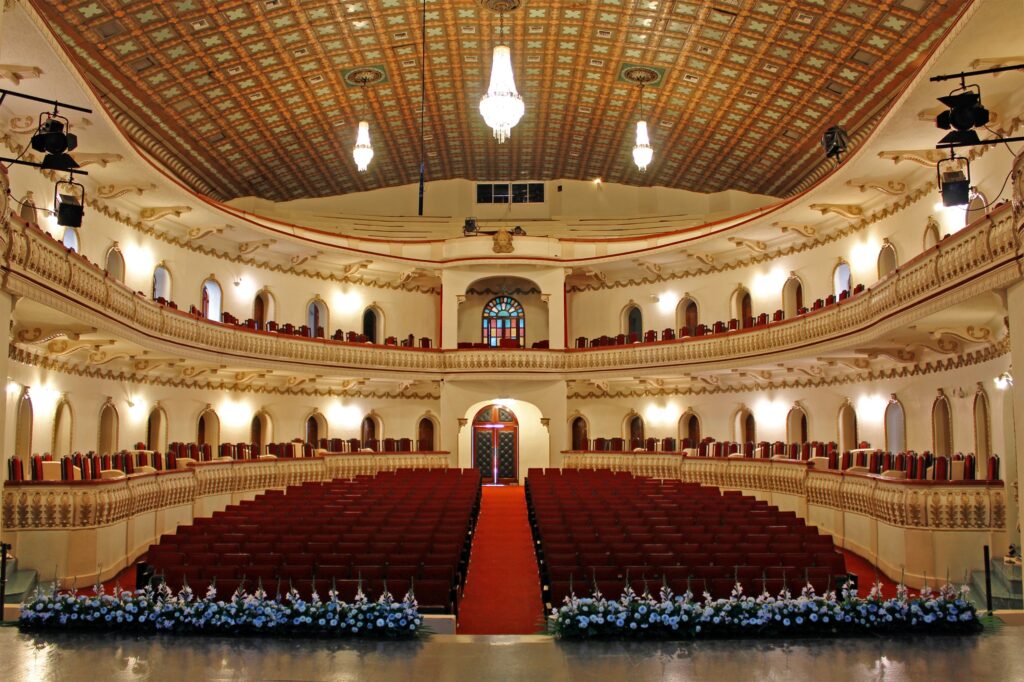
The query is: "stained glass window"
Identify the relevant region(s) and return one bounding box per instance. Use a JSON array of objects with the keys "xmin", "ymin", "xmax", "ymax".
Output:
[{"xmin": 482, "ymin": 296, "xmax": 525, "ymax": 347}]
